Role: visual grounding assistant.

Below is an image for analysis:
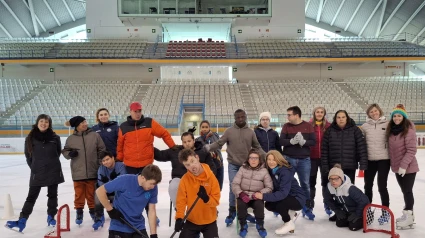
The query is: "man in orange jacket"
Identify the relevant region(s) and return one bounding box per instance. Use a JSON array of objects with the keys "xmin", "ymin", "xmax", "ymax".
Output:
[
  {"xmin": 117, "ymin": 102, "xmax": 178, "ymax": 174},
  {"xmin": 174, "ymin": 149, "xmax": 220, "ymax": 238}
]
